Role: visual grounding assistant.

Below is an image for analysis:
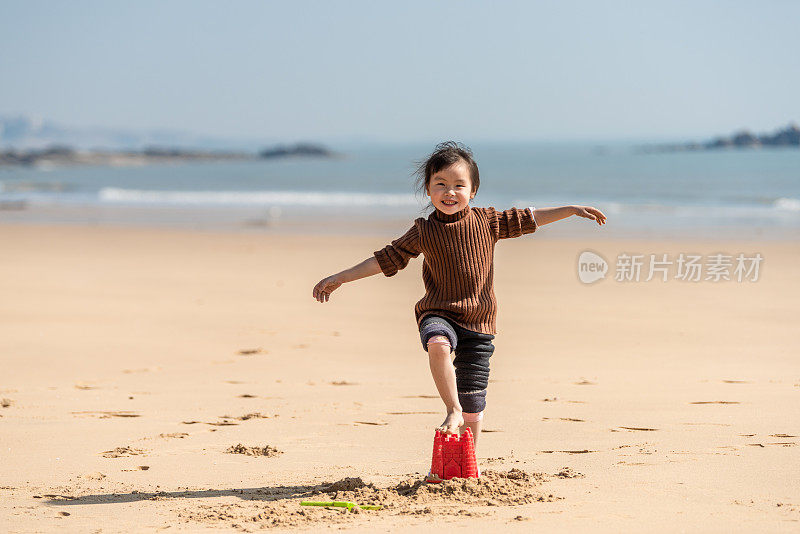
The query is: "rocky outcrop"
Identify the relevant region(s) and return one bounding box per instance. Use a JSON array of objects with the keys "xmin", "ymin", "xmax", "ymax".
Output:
[
  {"xmin": 639, "ymin": 123, "xmax": 800, "ymax": 153},
  {"xmin": 0, "ymin": 143, "xmax": 339, "ymax": 167},
  {"xmin": 258, "ymin": 143, "xmax": 336, "ymax": 159}
]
